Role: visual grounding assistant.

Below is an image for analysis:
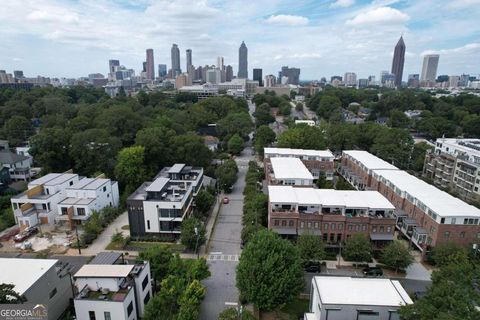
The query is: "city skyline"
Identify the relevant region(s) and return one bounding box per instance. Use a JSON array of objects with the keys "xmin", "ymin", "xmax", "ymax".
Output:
[{"xmin": 0, "ymin": 0, "xmax": 478, "ymax": 79}]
